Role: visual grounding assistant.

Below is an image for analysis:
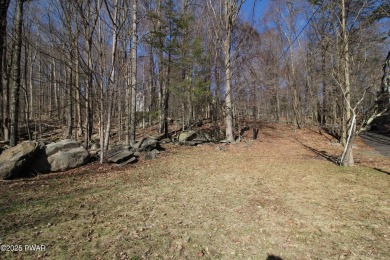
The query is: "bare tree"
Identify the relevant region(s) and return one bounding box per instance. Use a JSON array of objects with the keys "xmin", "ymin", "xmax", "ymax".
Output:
[
  {"xmin": 208, "ymin": 0, "xmax": 246, "ymax": 142},
  {"xmin": 10, "ymin": 0, "xmax": 25, "ymax": 146},
  {"xmin": 129, "ymin": 0, "xmax": 138, "ymax": 145},
  {"xmin": 0, "ymin": 0, "xmax": 10, "ymax": 141}
]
